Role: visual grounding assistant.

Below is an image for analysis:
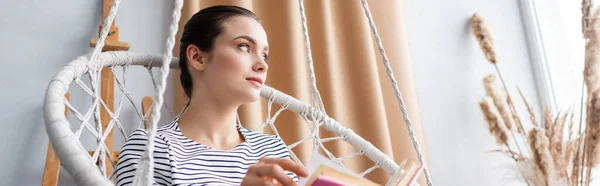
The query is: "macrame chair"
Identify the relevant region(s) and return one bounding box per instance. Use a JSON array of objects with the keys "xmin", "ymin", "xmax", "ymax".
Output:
[{"xmin": 42, "ymin": 0, "xmax": 433, "ymax": 185}]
